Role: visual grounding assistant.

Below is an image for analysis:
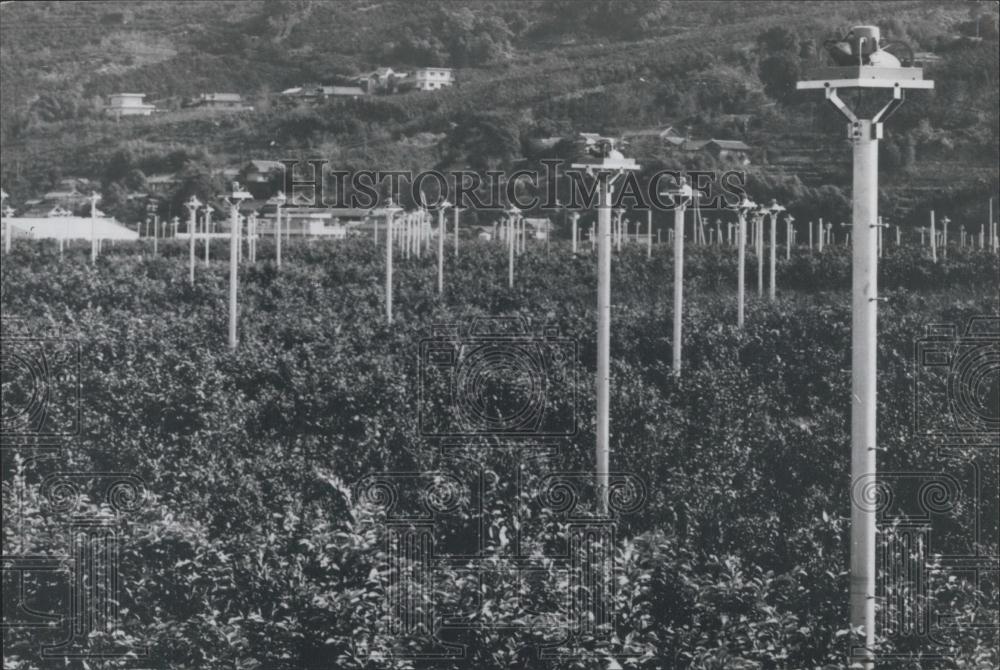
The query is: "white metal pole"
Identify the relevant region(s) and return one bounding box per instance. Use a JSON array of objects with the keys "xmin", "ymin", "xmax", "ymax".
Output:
[
  {"xmin": 850, "ymin": 118, "xmax": 878, "ymax": 667},
  {"xmin": 189, "ymin": 207, "xmax": 197, "ymax": 285},
  {"xmin": 596, "ymin": 177, "xmax": 612, "ymax": 515},
  {"xmin": 769, "ymin": 212, "xmax": 777, "ymax": 301},
  {"xmin": 737, "ymin": 211, "xmax": 746, "ymax": 328},
  {"xmin": 386, "ymin": 207, "xmax": 394, "ymax": 323},
  {"xmin": 673, "ymin": 201, "xmax": 685, "ymax": 375},
  {"xmin": 204, "ymin": 209, "xmax": 212, "ymax": 266},
  {"xmin": 508, "ymin": 216, "xmax": 515, "ymax": 289},
  {"xmin": 275, "ymin": 204, "xmax": 282, "ymax": 268},
  {"xmin": 757, "ymin": 215, "xmax": 764, "ymax": 297},
  {"xmin": 942, "ymin": 217, "xmax": 949, "ymax": 258},
  {"xmin": 930, "ymin": 210, "xmax": 937, "ymax": 263},
  {"xmin": 571, "ymin": 213, "xmax": 579, "ymax": 254},
  {"xmin": 90, "ymin": 193, "xmax": 98, "ymax": 265},
  {"xmin": 229, "ymin": 204, "xmax": 239, "ymax": 349},
  {"xmin": 454, "ymin": 207, "xmax": 460, "ymax": 257},
  {"xmin": 818, "ymin": 217, "xmax": 824, "ymax": 253},
  {"xmin": 437, "ymin": 207, "xmax": 445, "ymax": 294}
]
